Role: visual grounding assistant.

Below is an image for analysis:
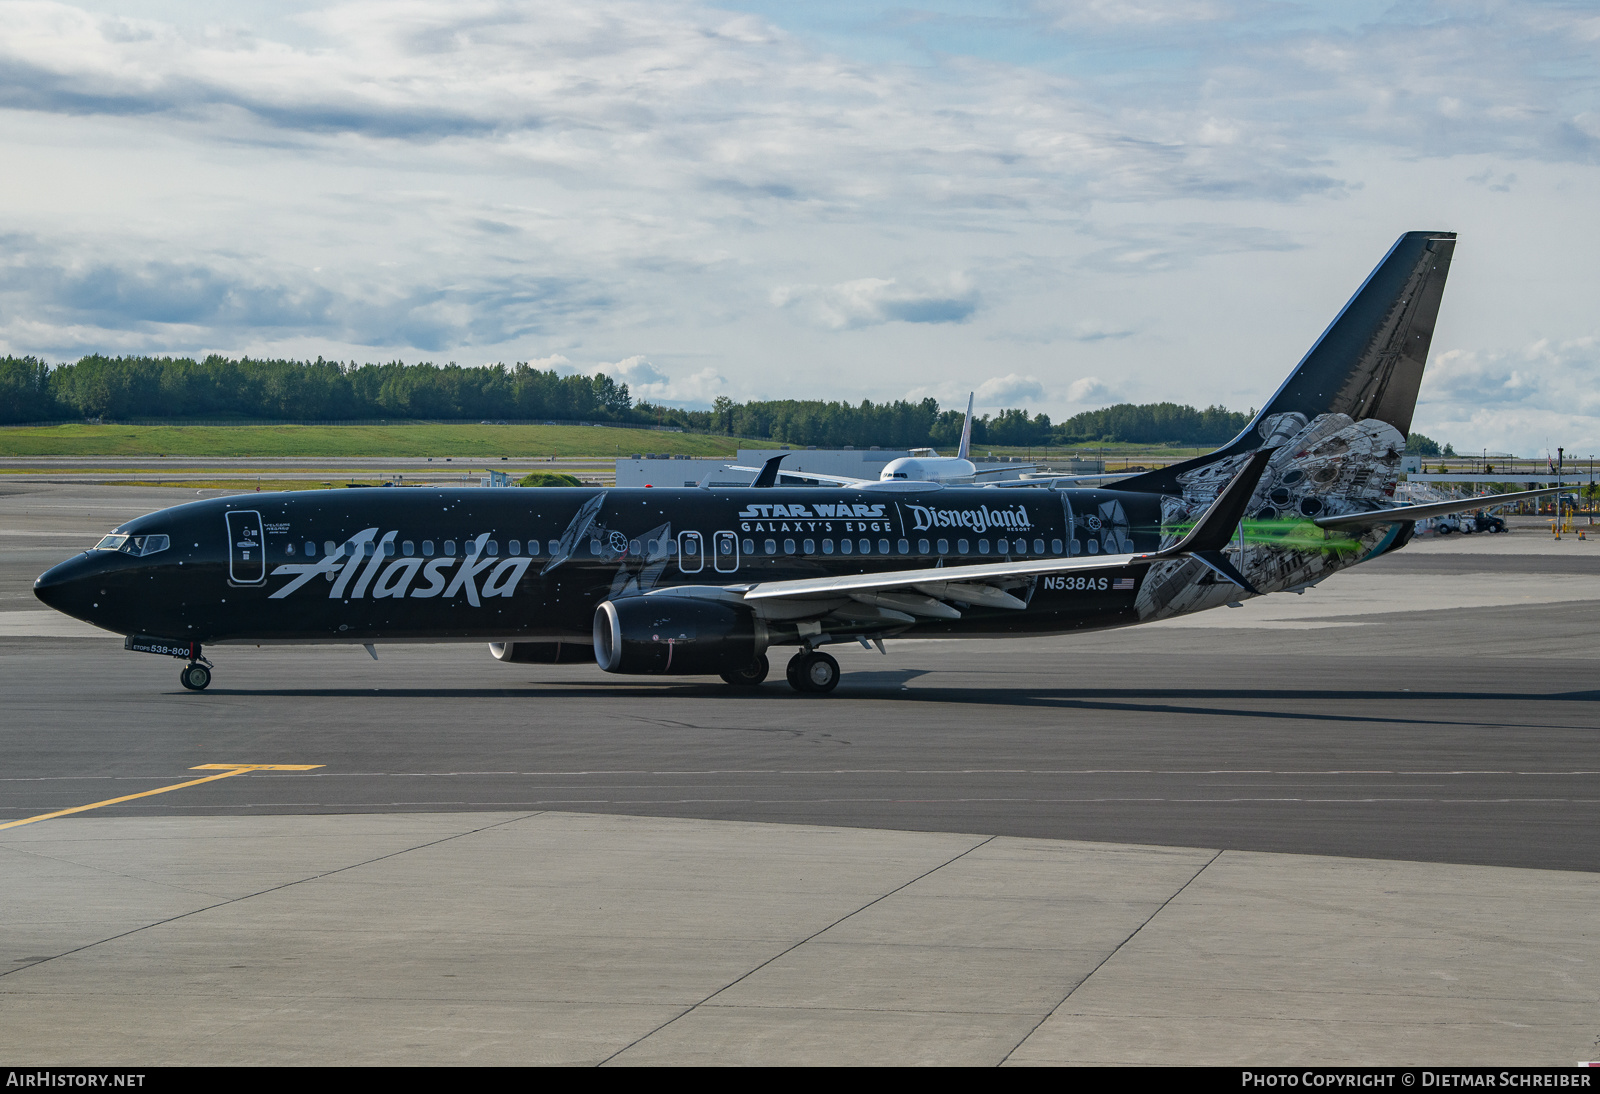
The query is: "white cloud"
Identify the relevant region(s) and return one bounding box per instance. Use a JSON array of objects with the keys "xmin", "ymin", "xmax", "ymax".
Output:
[
  {"xmin": 771, "ymin": 274, "xmax": 979, "ymax": 330},
  {"xmin": 974, "ymin": 373, "xmax": 1047, "ymax": 408},
  {"xmin": 0, "ymin": 2, "xmax": 1597, "ymax": 451},
  {"xmin": 1065, "ymin": 376, "xmax": 1116, "ymax": 406},
  {"xmin": 1077, "ymin": 224, "xmax": 1301, "ymax": 275},
  {"xmin": 599, "ymin": 354, "xmax": 670, "ymax": 388},
  {"xmin": 1033, "ymin": 0, "xmax": 1232, "ymax": 30},
  {"xmin": 588, "ymin": 355, "xmax": 726, "ymax": 408},
  {"xmin": 1069, "ymin": 321, "xmax": 1135, "ymax": 343},
  {"xmin": 1416, "ymin": 337, "xmax": 1600, "ymax": 454}
]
